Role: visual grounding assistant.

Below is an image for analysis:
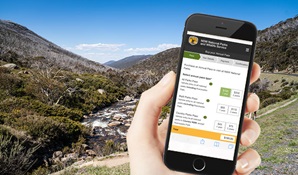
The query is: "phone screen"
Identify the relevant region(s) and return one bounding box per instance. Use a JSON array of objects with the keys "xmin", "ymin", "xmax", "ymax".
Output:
[{"xmin": 168, "ymin": 30, "xmax": 253, "ymax": 161}]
